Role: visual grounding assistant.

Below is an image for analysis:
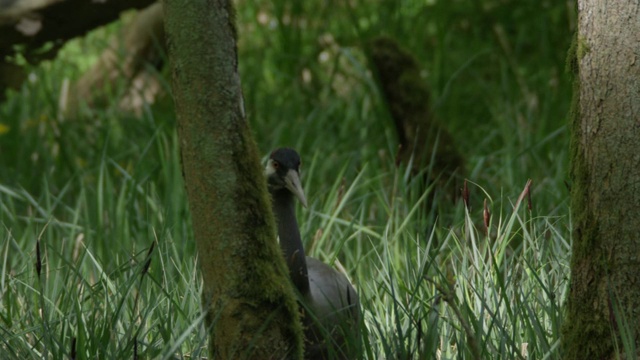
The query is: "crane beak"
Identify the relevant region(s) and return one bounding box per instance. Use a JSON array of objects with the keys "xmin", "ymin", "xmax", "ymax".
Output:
[{"xmin": 285, "ymin": 169, "xmax": 308, "ymax": 208}]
